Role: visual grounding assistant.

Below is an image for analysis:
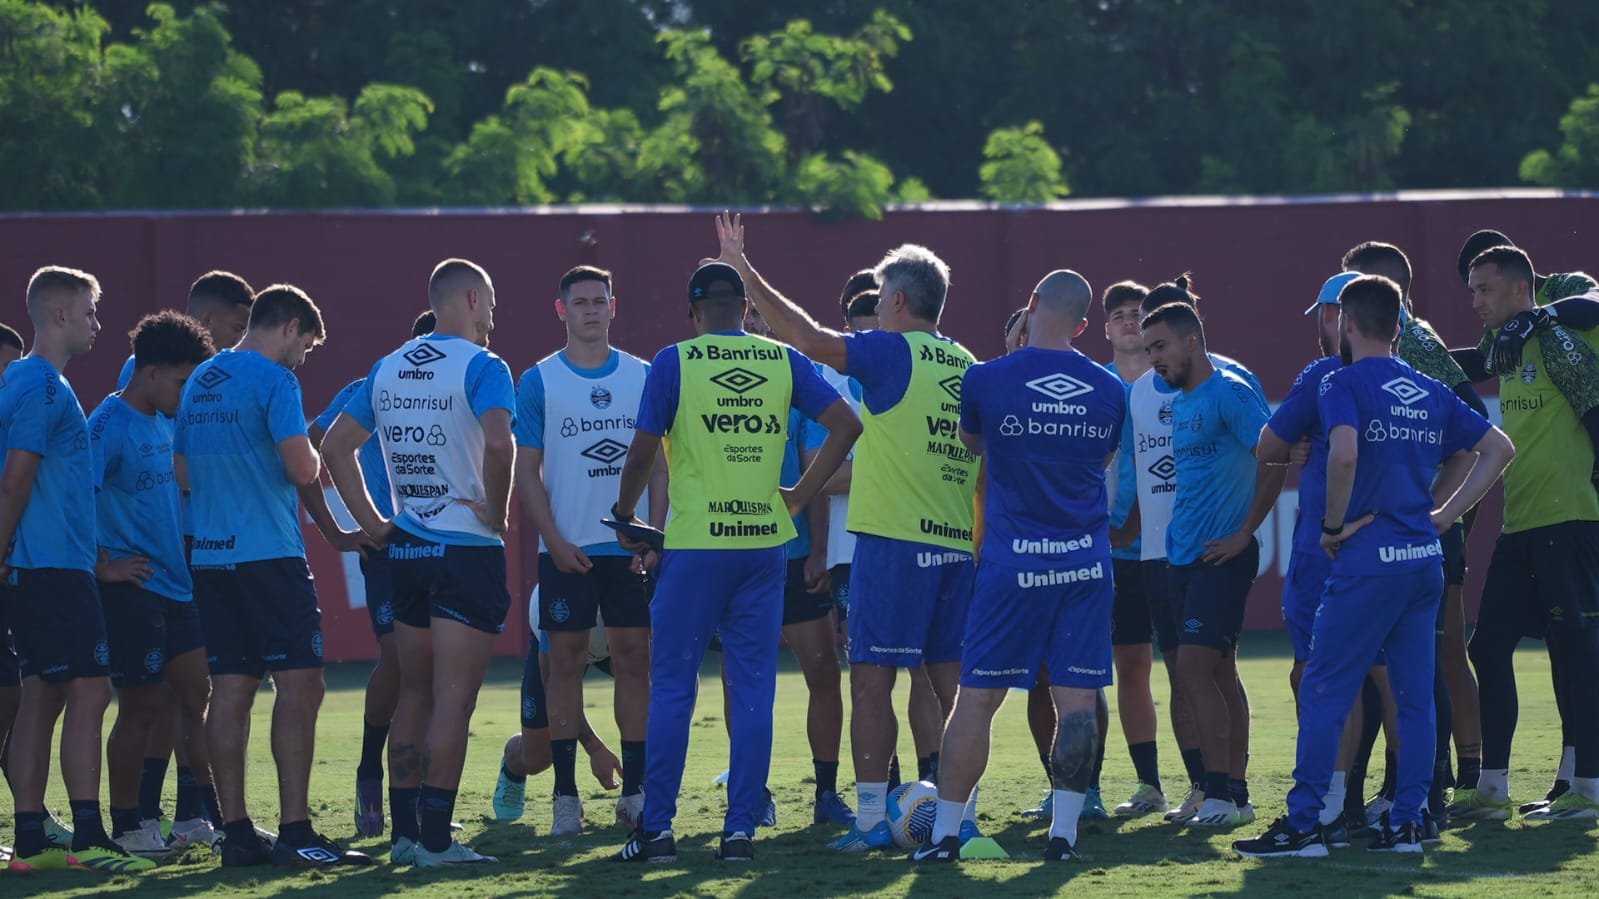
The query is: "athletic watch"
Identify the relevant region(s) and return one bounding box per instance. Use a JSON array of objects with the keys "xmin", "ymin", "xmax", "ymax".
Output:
[{"xmin": 1322, "ymin": 521, "xmax": 1343, "ymax": 535}]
